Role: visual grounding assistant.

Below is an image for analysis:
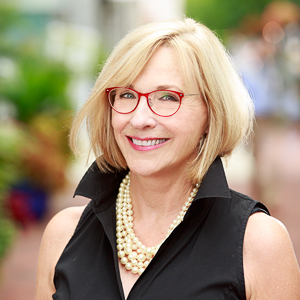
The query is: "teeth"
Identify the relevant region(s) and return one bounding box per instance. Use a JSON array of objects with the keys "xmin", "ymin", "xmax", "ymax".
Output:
[{"xmin": 132, "ymin": 138, "xmax": 166, "ymax": 146}]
